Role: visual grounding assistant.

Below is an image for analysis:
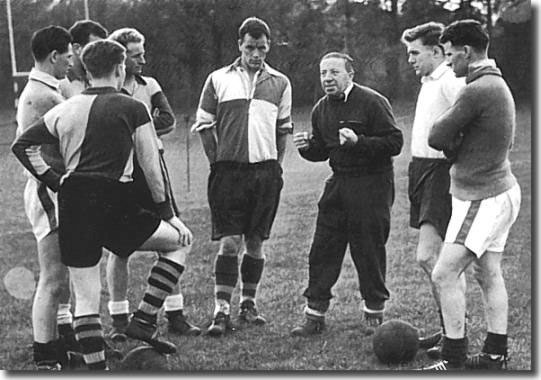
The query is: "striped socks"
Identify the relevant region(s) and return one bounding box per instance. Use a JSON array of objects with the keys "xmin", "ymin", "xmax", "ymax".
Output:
[
  {"xmin": 133, "ymin": 256, "xmax": 184, "ymax": 325},
  {"xmin": 214, "ymin": 255, "xmax": 238, "ymax": 313},
  {"xmin": 240, "ymin": 254, "xmax": 264, "ymax": 304},
  {"xmin": 73, "ymin": 314, "xmax": 106, "ymax": 370}
]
